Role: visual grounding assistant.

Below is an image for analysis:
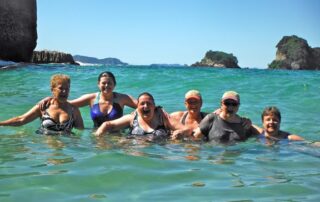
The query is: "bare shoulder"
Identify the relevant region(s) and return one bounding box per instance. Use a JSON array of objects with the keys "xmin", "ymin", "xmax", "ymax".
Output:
[
  {"xmin": 83, "ymin": 92, "xmax": 97, "ymax": 99},
  {"xmin": 114, "ymin": 92, "xmax": 131, "ymax": 100},
  {"xmin": 170, "ymin": 111, "xmax": 185, "ymax": 120},
  {"xmin": 72, "ymin": 92, "xmax": 96, "ymax": 101},
  {"xmin": 114, "ymin": 92, "xmax": 137, "ymax": 108}
]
